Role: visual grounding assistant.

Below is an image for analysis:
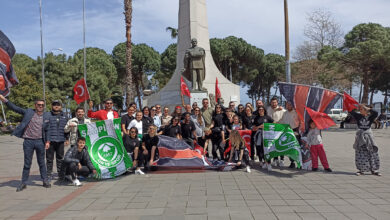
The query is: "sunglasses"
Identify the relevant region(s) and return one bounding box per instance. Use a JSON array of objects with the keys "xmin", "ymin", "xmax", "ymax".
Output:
[
  {"xmin": 52, "ymin": 104, "xmax": 61, "ymax": 107},
  {"xmin": 36, "ymin": 104, "xmax": 44, "ymax": 107},
  {"xmin": 151, "ymin": 109, "xmax": 156, "ymax": 111},
  {"xmin": 156, "ymin": 107, "xmax": 161, "ymax": 109},
  {"xmin": 105, "ymin": 102, "xmax": 113, "ymax": 105}
]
